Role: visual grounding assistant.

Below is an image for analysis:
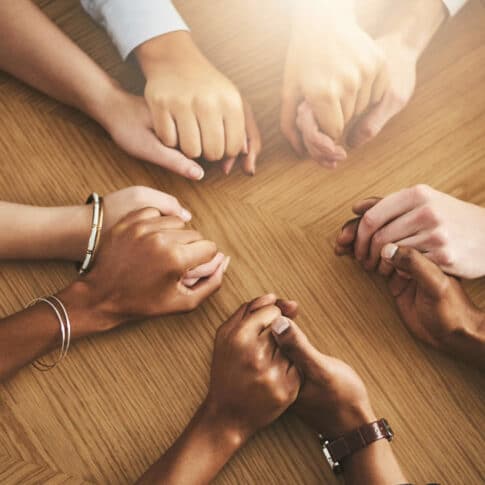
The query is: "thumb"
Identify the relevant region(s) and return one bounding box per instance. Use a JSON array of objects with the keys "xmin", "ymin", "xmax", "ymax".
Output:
[
  {"xmin": 271, "ymin": 317, "xmax": 320, "ymax": 372},
  {"xmin": 381, "ymin": 244, "xmax": 448, "ymax": 299},
  {"xmin": 135, "ymin": 127, "xmax": 205, "ymax": 181},
  {"xmin": 347, "ymin": 92, "xmax": 401, "ymax": 148}
]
